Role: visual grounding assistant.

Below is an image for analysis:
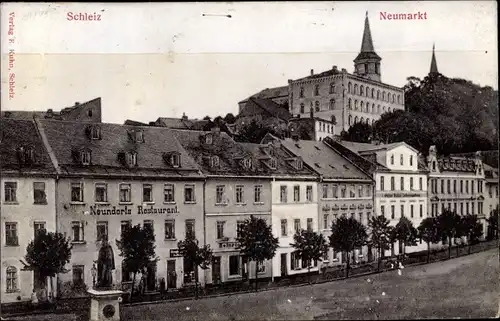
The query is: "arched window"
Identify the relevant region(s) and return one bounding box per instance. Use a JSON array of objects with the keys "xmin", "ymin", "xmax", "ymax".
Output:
[
  {"xmin": 300, "ymin": 103, "xmax": 305, "ymax": 114},
  {"xmin": 388, "ymin": 107, "xmax": 391, "ymax": 113},
  {"xmin": 377, "ymin": 105, "xmax": 380, "ymax": 113},
  {"xmin": 349, "ymin": 115, "xmax": 353, "ymax": 125},
  {"xmin": 299, "ymin": 87, "xmax": 304, "ymax": 98},
  {"xmin": 348, "ymin": 82, "xmax": 352, "ymax": 94},
  {"xmin": 366, "ymin": 86, "xmax": 370, "ymax": 97},
  {"xmin": 383, "ymin": 106, "xmax": 386, "ymax": 113},
  {"xmin": 390, "ymin": 154, "xmax": 394, "ymax": 165},
  {"xmin": 366, "ymin": 102, "xmax": 370, "ymax": 113},
  {"xmin": 392, "ymin": 94, "xmax": 396, "ymax": 103},
  {"xmin": 314, "ymin": 84, "xmax": 320, "ymax": 96},
  {"xmin": 360, "ymin": 85, "xmax": 364, "ymax": 96},
  {"xmin": 382, "ymin": 91, "xmax": 386, "ymax": 101},
  {"xmin": 6, "ymin": 266, "xmax": 18, "ymax": 292},
  {"xmin": 397, "ymin": 95, "xmax": 401, "ymax": 104},
  {"xmin": 360, "ymin": 101, "xmax": 364, "ymax": 111},
  {"xmin": 377, "ymin": 90, "xmax": 380, "ymax": 100},
  {"xmin": 329, "ymin": 99, "xmax": 335, "ymax": 110},
  {"xmin": 372, "ymin": 119, "xmax": 375, "ymax": 126},
  {"xmin": 372, "ymin": 104, "xmax": 375, "ymax": 113},
  {"xmin": 354, "ymin": 84, "xmax": 358, "ymax": 95},
  {"xmin": 331, "ymin": 115, "xmax": 336, "ymax": 124},
  {"xmin": 315, "ymin": 101, "xmax": 320, "ymax": 112},
  {"xmin": 322, "ymin": 123, "xmax": 326, "ymax": 132},
  {"xmin": 360, "ymin": 117, "xmax": 364, "ymax": 123},
  {"xmin": 354, "ymin": 116, "xmax": 359, "ymax": 124},
  {"xmin": 354, "ymin": 100, "xmax": 358, "ymax": 110},
  {"xmin": 348, "ymin": 98, "xmax": 352, "ymax": 109},
  {"xmin": 371, "ymin": 88, "xmax": 375, "ymax": 98},
  {"xmin": 330, "ymin": 83, "xmax": 335, "ymax": 94},
  {"xmin": 366, "ymin": 118, "xmax": 370, "ymax": 124}
]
